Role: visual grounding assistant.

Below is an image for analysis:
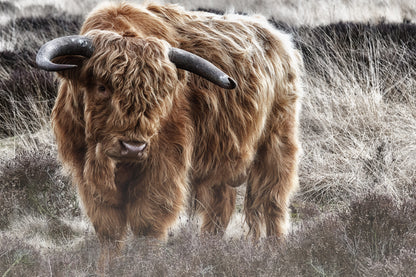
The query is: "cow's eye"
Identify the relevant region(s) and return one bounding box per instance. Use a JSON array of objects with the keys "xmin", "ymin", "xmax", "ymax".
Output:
[
  {"xmin": 98, "ymin": 85, "xmax": 106, "ymax": 92},
  {"xmin": 96, "ymin": 84, "xmax": 110, "ymax": 97}
]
